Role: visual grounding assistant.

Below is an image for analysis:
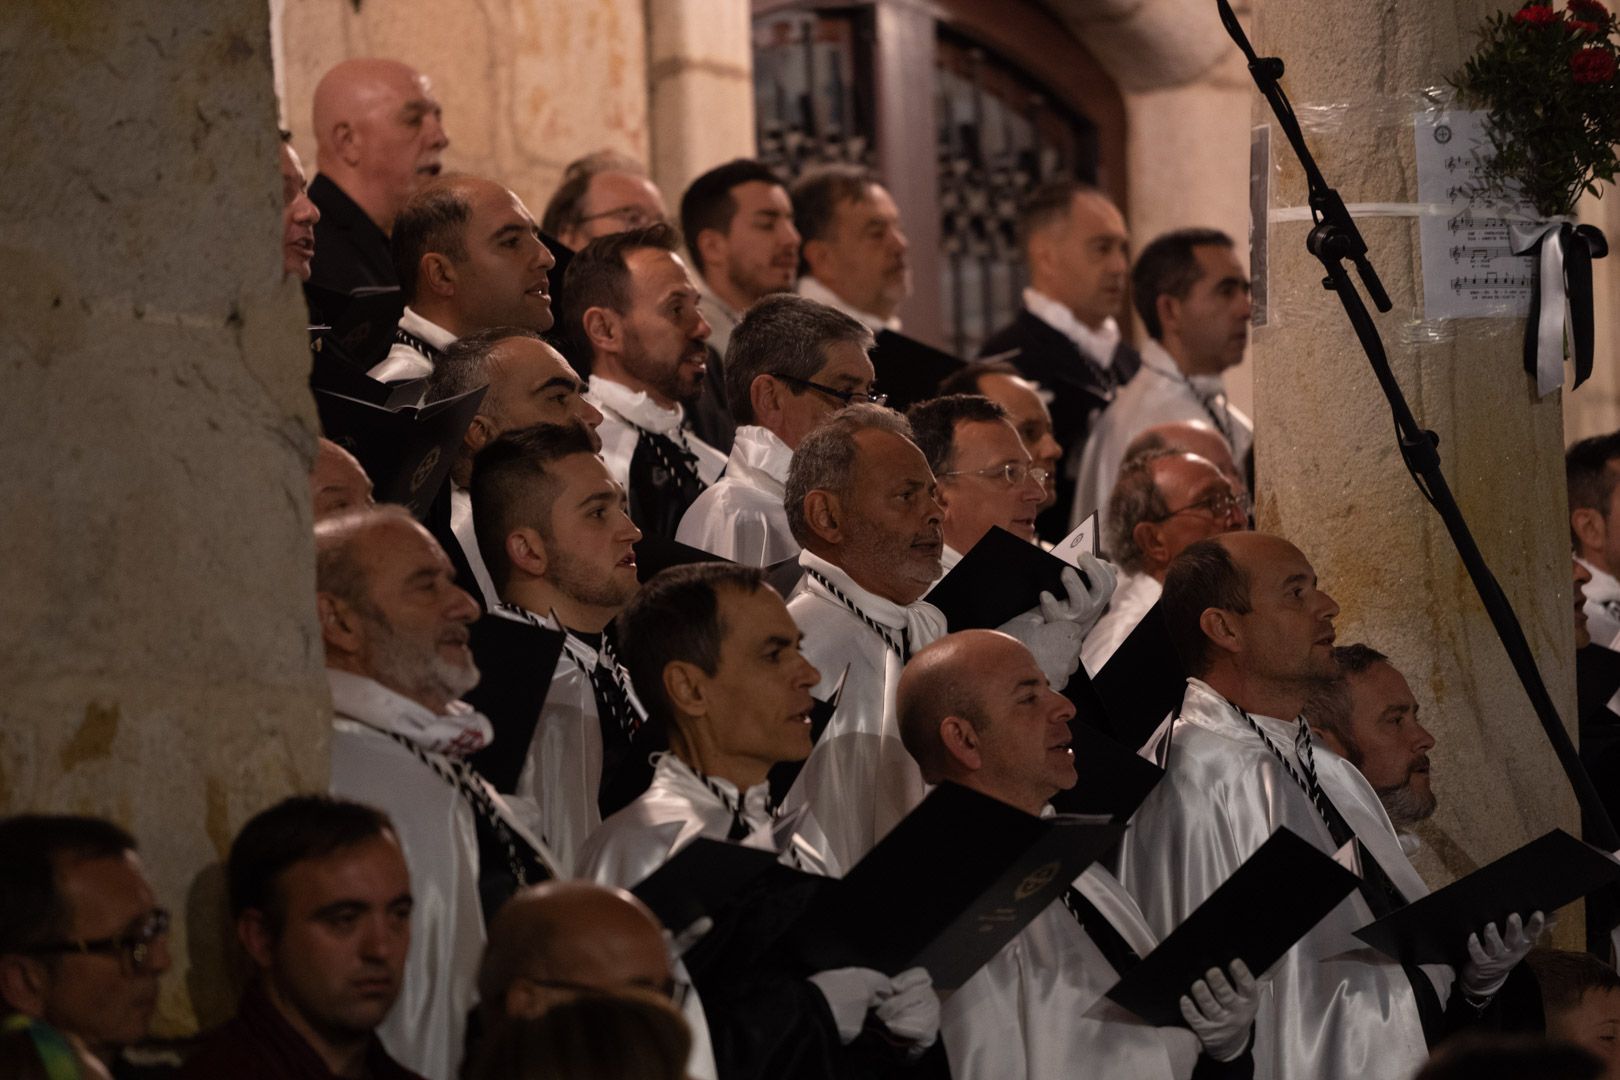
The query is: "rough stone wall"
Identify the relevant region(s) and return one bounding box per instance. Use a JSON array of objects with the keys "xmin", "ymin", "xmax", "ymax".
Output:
[
  {"xmin": 0, "ymin": 0, "xmax": 329, "ymax": 1033},
  {"xmin": 1252, "ymin": 0, "xmax": 1581, "ymax": 933},
  {"xmin": 647, "ymin": 0, "xmax": 757, "ymax": 208}
]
